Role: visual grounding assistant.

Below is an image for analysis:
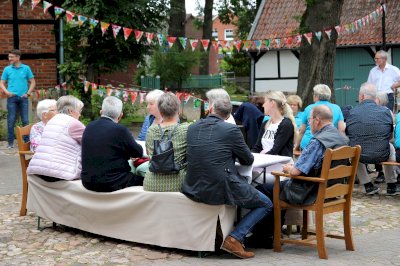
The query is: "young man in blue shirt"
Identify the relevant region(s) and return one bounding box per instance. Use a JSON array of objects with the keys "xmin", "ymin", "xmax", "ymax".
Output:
[{"xmin": 0, "ymin": 49, "xmax": 35, "ymax": 149}]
